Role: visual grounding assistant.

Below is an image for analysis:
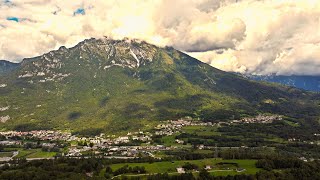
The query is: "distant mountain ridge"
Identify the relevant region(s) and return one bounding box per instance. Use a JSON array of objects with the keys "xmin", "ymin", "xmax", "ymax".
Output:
[
  {"xmin": 244, "ymin": 74, "xmax": 320, "ymax": 92},
  {"xmin": 0, "ymin": 60, "xmax": 20, "ymax": 75},
  {"xmin": 0, "ymin": 37, "xmax": 319, "ymax": 133}
]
